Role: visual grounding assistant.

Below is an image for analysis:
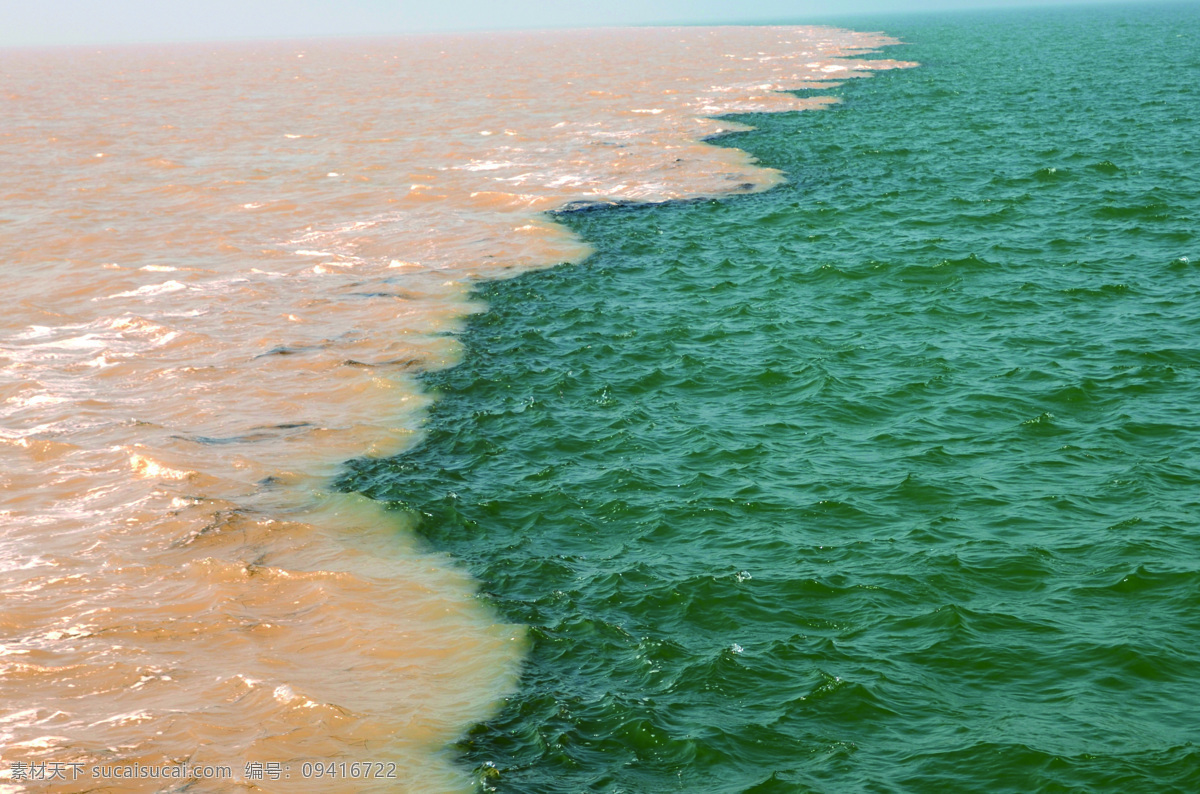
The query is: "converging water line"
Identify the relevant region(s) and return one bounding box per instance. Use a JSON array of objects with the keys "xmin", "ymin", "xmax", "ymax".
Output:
[
  {"xmin": 336, "ymin": 5, "xmax": 1200, "ymax": 792},
  {"xmin": 0, "ymin": 26, "xmax": 910, "ymax": 792}
]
